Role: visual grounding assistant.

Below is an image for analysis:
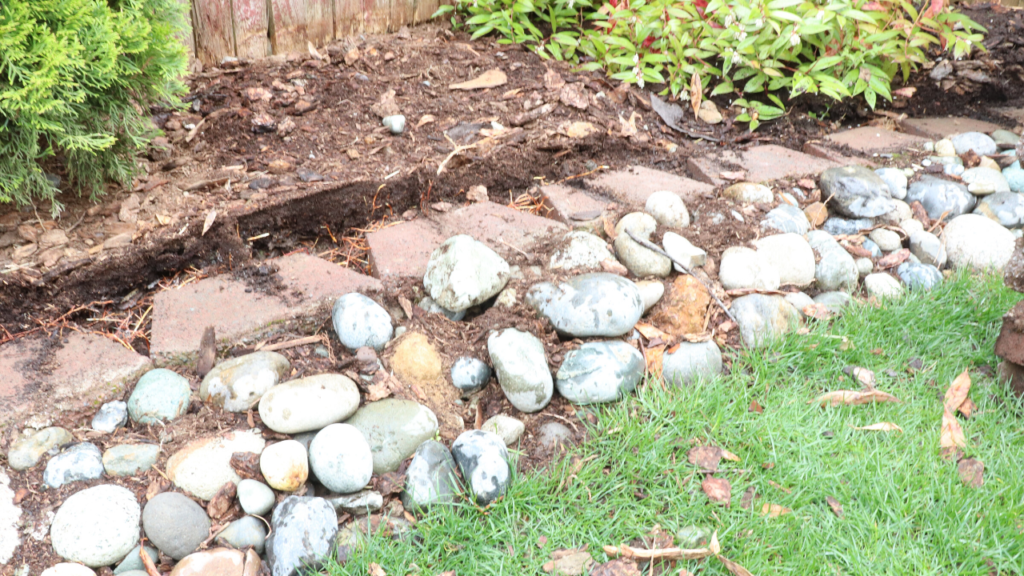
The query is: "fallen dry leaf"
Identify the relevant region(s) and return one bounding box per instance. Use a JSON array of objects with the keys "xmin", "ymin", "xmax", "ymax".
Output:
[
  {"xmin": 644, "ymin": 345, "xmax": 666, "ymax": 378},
  {"xmin": 943, "ymin": 369, "xmax": 972, "ymax": 413},
  {"xmin": 617, "ymin": 111, "xmax": 640, "ymax": 137},
  {"xmin": 802, "ymin": 303, "xmax": 835, "ymax": 320},
  {"xmin": 709, "ymin": 531, "xmax": 721, "ymax": 555},
  {"xmin": 959, "ymin": 398, "xmax": 977, "ymax": 419},
  {"xmin": 814, "ymin": 389, "xmax": 900, "ymax": 407},
  {"xmin": 702, "ymin": 476, "xmax": 731, "ymax": 507},
  {"xmin": 589, "ymin": 559, "xmax": 641, "ymax": 576},
  {"xmin": 940, "ymin": 406, "xmax": 966, "ymax": 459},
  {"xmin": 366, "ymin": 381, "xmax": 392, "ymax": 402},
  {"xmin": 749, "ymin": 399, "xmax": 763, "ymax": 414},
  {"xmin": 688, "ymin": 446, "xmax": 723, "ymax": 472},
  {"xmin": 690, "ymin": 73, "xmax": 702, "ymax": 119},
  {"xmin": 720, "ymin": 170, "xmax": 747, "ymax": 180},
  {"xmin": 876, "ymin": 249, "xmax": 910, "ymax": 269},
  {"xmin": 558, "ymin": 121, "xmax": 599, "ymax": 138},
  {"xmin": 768, "ymin": 480, "xmax": 791, "ymax": 494},
  {"xmin": 202, "ymin": 209, "xmax": 217, "ymax": 236},
  {"xmin": 206, "ymin": 481, "xmax": 236, "ymax": 520},
  {"xmin": 450, "ymin": 69, "xmax": 508, "ymax": 90},
  {"xmin": 721, "ymin": 449, "xmax": 741, "ymax": 462},
  {"xmin": 893, "ymin": 86, "xmax": 917, "ymax": 98},
  {"xmin": 761, "ymin": 503, "xmax": 791, "ymax": 518},
  {"xmin": 602, "ymin": 544, "xmax": 711, "ymax": 561},
  {"xmin": 957, "ymin": 458, "xmax": 984, "ymax": 488},
  {"xmin": 851, "ymin": 422, "xmax": 903, "ymax": 432},
  {"xmin": 537, "ymin": 536, "xmax": 548, "ymax": 548},
  {"xmin": 635, "ymin": 322, "xmax": 673, "ymax": 341},
  {"xmin": 541, "ymin": 548, "xmax": 593, "ymax": 575},
  {"xmin": 739, "ymin": 486, "xmax": 757, "ymax": 510},
  {"xmin": 368, "ymin": 563, "xmax": 386, "ymax": 576},
  {"xmin": 843, "ymin": 366, "xmax": 877, "ymax": 390},
  {"xmin": 416, "ymin": 114, "xmax": 436, "ymax": 129},
  {"xmin": 826, "ymin": 496, "xmax": 844, "ymax": 518},
  {"xmin": 717, "ymin": 555, "xmax": 754, "ymax": 576}
]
